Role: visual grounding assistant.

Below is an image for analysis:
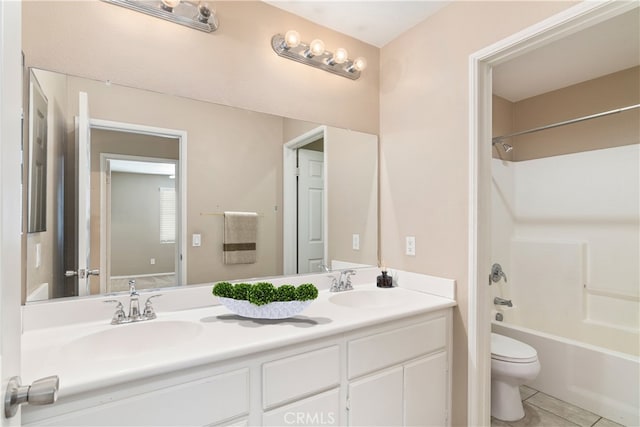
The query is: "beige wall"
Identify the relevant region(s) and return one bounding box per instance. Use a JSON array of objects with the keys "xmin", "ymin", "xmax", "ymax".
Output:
[
  {"xmin": 493, "ymin": 67, "xmax": 639, "ymax": 161},
  {"xmin": 379, "ymin": 2, "xmax": 576, "ymax": 424},
  {"xmin": 511, "ymin": 66, "xmax": 640, "ymax": 160},
  {"xmin": 22, "ymin": 0, "xmax": 379, "ymax": 135},
  {"xmin": 110, "ymin": 172, "xmax": 176, "ymax": 276},
  {"xmin": 65, "ymin": 75, "xmax": 284, "ymax": 286}
]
